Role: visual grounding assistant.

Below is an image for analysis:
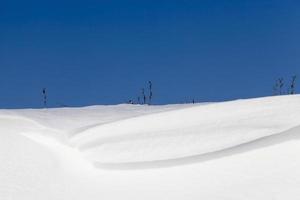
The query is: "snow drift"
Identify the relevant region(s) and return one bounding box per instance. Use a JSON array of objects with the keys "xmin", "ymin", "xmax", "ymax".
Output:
[
  {"xmin": 1, "ymin": 95, "xmax": 300, "ymax": 200},
  {"xmin": 68, "ymin": 95, "xmax": 300, "ymax": 164},
  {"xmin": 3, "ymin": 95, "xmax": 300, "ymax": 166}
]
